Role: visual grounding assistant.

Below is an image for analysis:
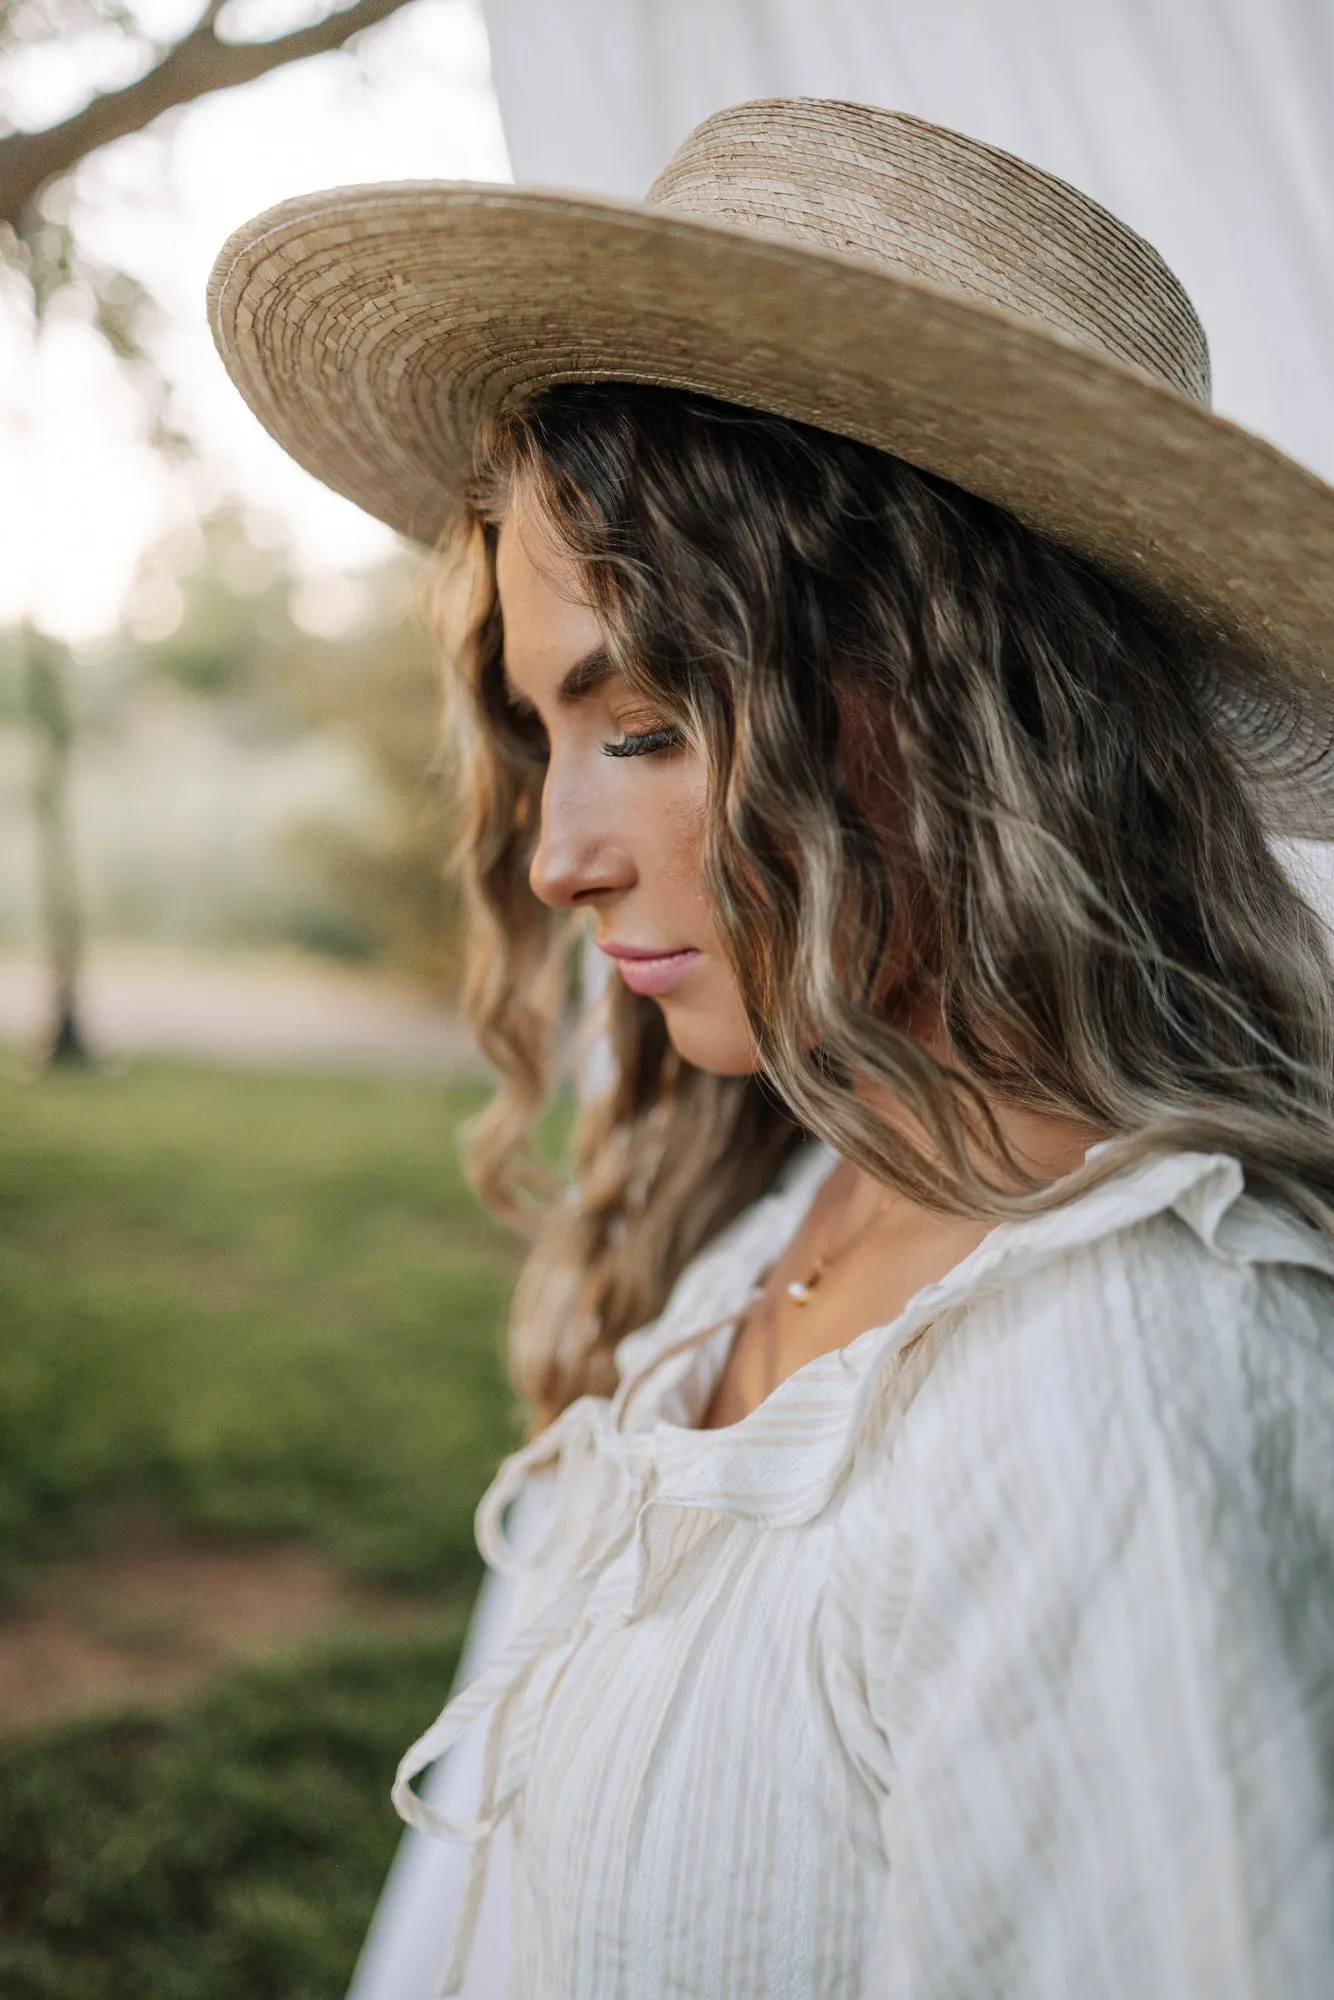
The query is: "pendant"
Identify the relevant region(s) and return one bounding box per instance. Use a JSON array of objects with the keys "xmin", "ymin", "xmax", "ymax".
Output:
[{"xmin": 786, "ymin": 1276, "xmax": 817, "ymax": 1305}]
